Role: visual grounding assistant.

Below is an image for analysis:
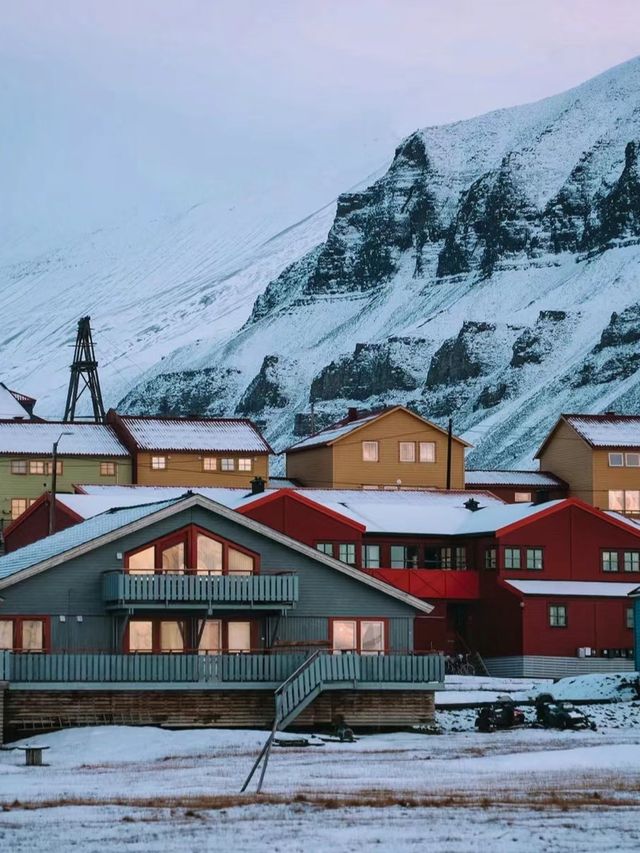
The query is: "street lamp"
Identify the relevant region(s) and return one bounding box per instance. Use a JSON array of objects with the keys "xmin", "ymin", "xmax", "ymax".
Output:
[{"xmin": 49, "ymin": 432, "xmax": 72, "ymax": 535}]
